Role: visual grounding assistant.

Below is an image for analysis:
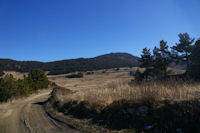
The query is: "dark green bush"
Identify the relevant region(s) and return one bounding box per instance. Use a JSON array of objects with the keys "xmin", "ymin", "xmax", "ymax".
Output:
[
  {"xmin": 28, "ymin": 69, "xmax": 50, "ymax": 90},
  {"xmin": 0, "ymin": 71, "xmax": 4, "ymax": 76},
  {"xmin": 135, "ymin": 70, "xmax": 144, "ymax": 81},
  {"xmin": 66, "ymin": 72, "xmax": 83, "ymax": 78},
  {"xmin": 0, "ymin": 74, "xmax": 17, "ymax": 102},
  {"xmin": 0, "ymin": 69, "xmax": 50, "ymax": 102},
  {"xmin": 86, "ymin": 71, "xmax": 94, "ymax": 75}
]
